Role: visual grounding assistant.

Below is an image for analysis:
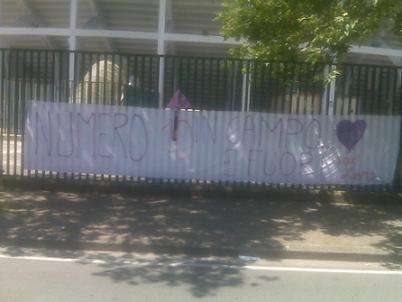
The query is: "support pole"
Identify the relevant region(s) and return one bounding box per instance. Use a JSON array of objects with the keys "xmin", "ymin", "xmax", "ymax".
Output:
[
  {"xmin": 158, "ymin": 0, "xmax": 167, "ymax": 108},
  {"xmin": 68, "ymin": 0, "xmax": 77, "ymax": 103}
]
